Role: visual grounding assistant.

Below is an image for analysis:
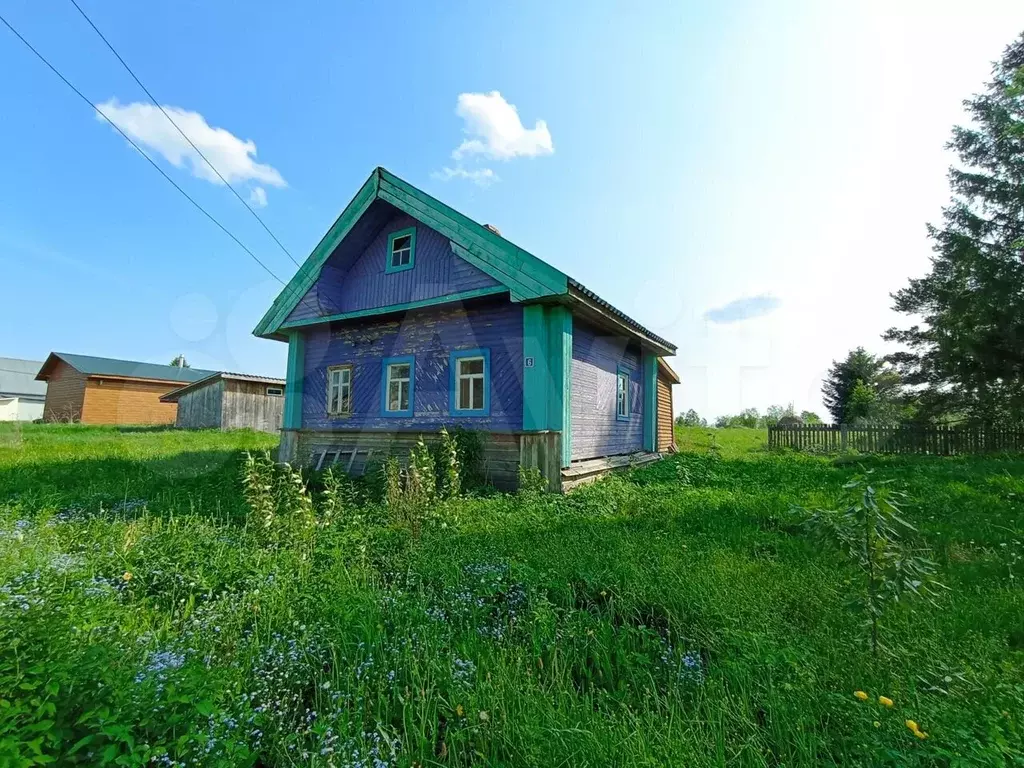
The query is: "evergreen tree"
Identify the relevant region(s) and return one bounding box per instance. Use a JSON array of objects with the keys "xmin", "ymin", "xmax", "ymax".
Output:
[
  {"xmin": 885, "ymin": 34, "xmax": 1024, "ymax": 424},
  {"xmin": 822, "ymin": 348, "xmax": 901, "ymax": 424}
]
